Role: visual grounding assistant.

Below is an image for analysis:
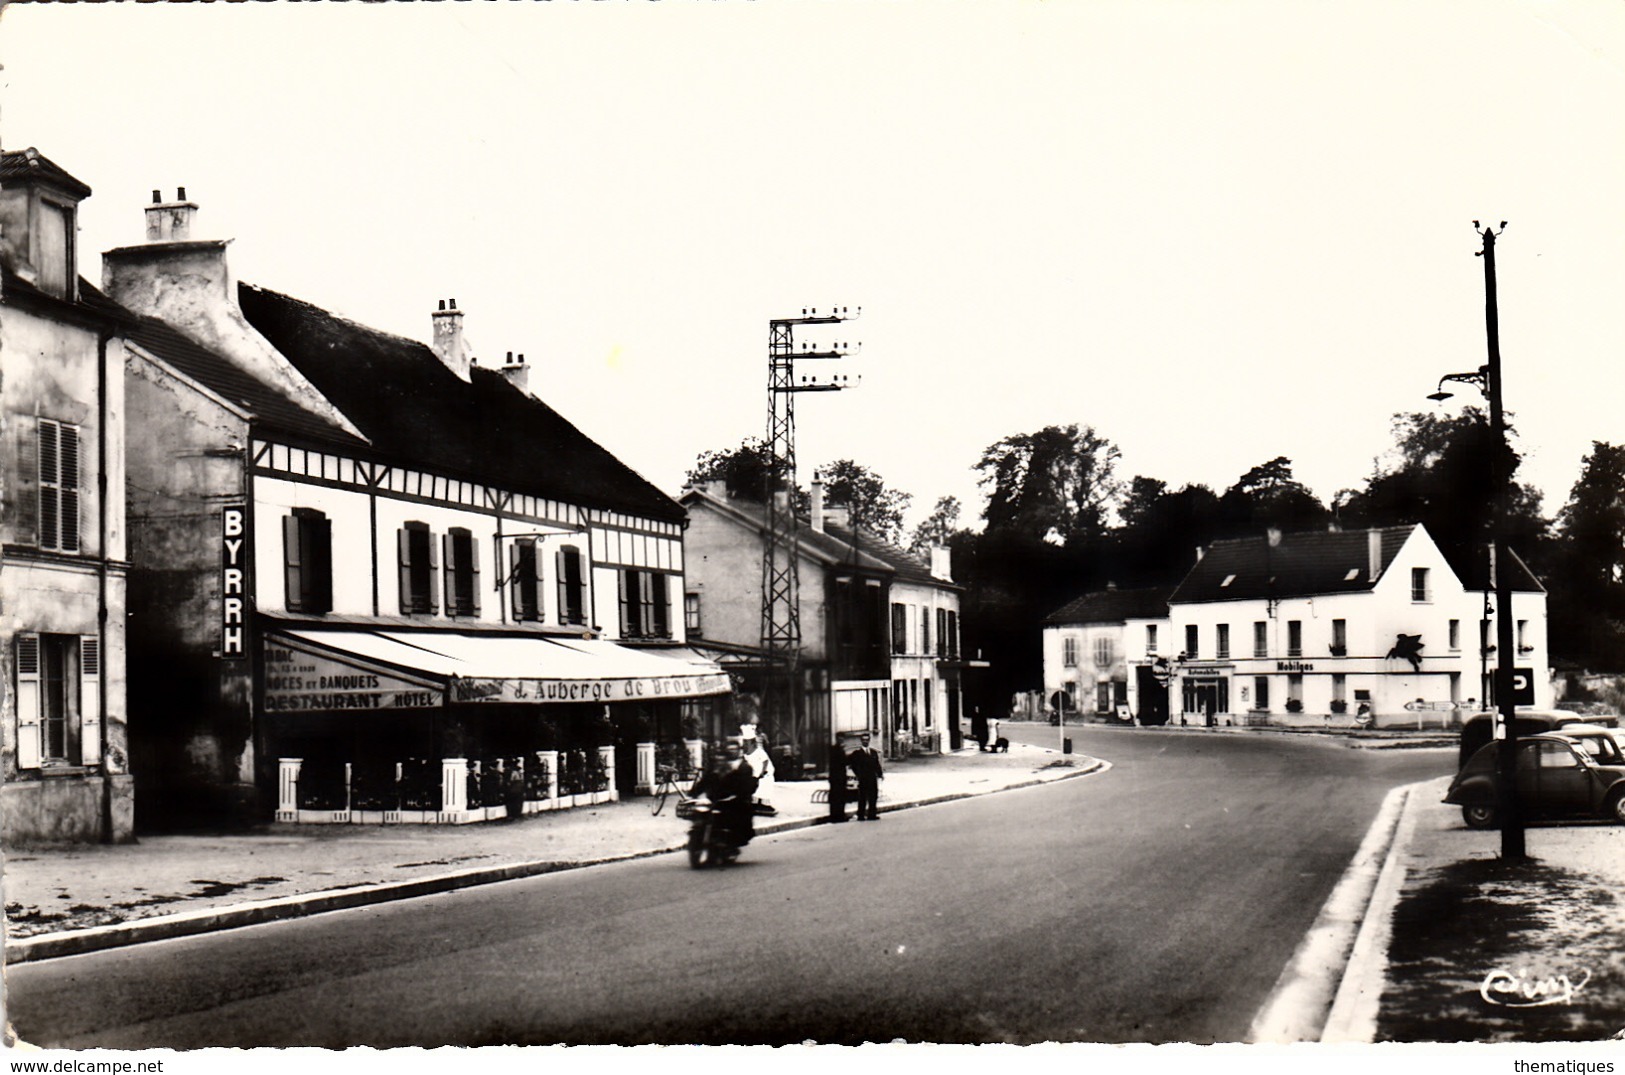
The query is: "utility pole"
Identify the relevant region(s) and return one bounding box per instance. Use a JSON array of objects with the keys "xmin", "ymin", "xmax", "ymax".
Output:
[
  {"xmin": 1480, "ymin": 223, "xmax": 1525, "ymax": 863},
  {"xmin": 759, "ymin": 308, "xmax": 858, "ymax": 762}
]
